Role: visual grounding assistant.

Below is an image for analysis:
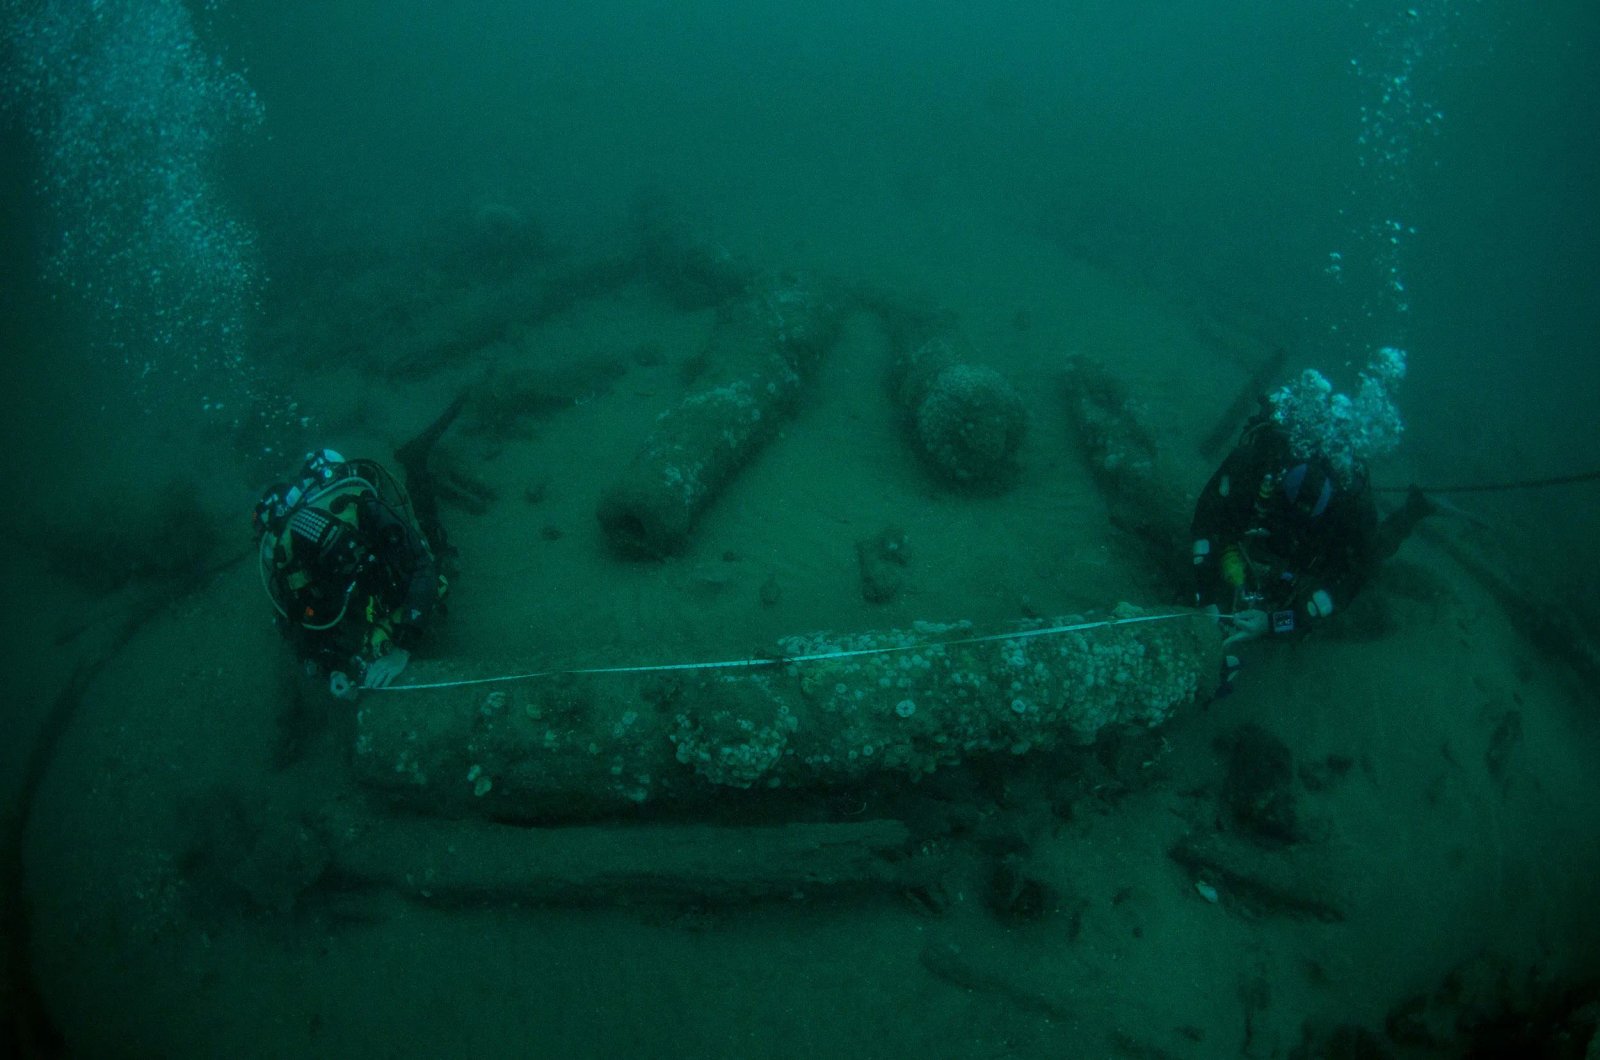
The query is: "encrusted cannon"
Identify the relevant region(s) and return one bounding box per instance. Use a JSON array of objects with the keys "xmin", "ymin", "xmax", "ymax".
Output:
[
  {"xmin": 596, "ymin": 278, "xmax": 845, "ymax": 557},
  {"xmin": 866, "ymin": 296, "xmax": 1027, "ymax": 490},
  {"xmin": 1061, "ymin": 355, "xmax": 1192, "ymax": 592},
  {"xmin": 352, "ymin": 604, "xmax": 1220, "ymax": 821}
]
